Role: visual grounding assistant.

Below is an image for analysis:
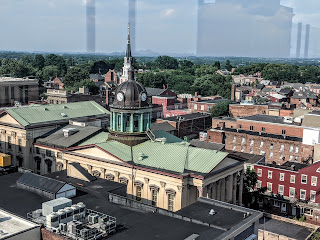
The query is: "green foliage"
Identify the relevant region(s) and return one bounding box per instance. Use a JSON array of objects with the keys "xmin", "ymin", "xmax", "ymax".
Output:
[
  {"xmin": 293, "ymin": 216, "xmax": 297, "ymax": 220},
  {"xmin": 214, "ymin": 61, "xmax": 221, "ymax": 69},
  {"xmin": 154, "ymin": 56, "xmax": 179, "ymax": 69},
  {"xmin": 65, "ymin": 79, "xmax": 99, "ymax": 95},
  {"xmin": 42, "ymin": 66, "xmax": 59, "ymax": 81},
  {"xmin": 33, "ymin": 54, "xmax": 45, "ymax": 70},
  {"xmin": 90, "ymin": 60, "xmax": 112, "ymax": 74},
  {"xmin": 225, "ymin": 60, "xmax": 233, "ymax": 71},
  {"xmin": 192, "ymin": 74, "xmax": 231, "ymax": 98},
  {"xmin": 195, "ymin": 65, "xmax": 218, "ymax": 77},
  {"xmin": 242, "ymin": 168, "xmax": 267, "ymax": 208},
  {"xmin": 64, "ymin": 66, "xmax": 89, "ymax": 87},
  {"xmin": 233, "ymin": 63, "xmax": 267, "ymax": 75},
  {"xmin": 299, "ymin": 215, "xmax": 306, "ymax": 222},
  {"xmin": 261, "ymin": 64, "xmax": 300, "ymax": 82},
  {"xmin": 0, "ymin": 59, "xmax": 35, "ymax": 78},
  {"xmin": 311, "ymin": 232, "xmax": 320, "ymax": 240},
  {"xmin": 45, "ymin": 54, "xmax": 67, "ymax": 75},
  {"xmin": 210, "ymin": 101, "xmax": 230, "ymax": 117}
]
